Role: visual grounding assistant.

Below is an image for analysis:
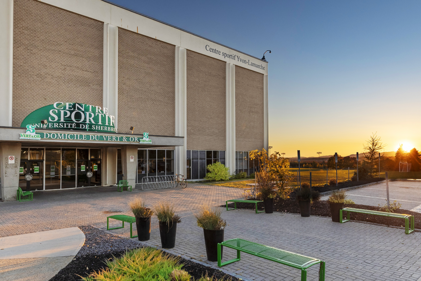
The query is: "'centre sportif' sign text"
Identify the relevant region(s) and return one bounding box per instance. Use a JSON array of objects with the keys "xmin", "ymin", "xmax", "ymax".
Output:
[{"xmin": 21, "ymin": 102, "xmax": 116, "ymax": 133}]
